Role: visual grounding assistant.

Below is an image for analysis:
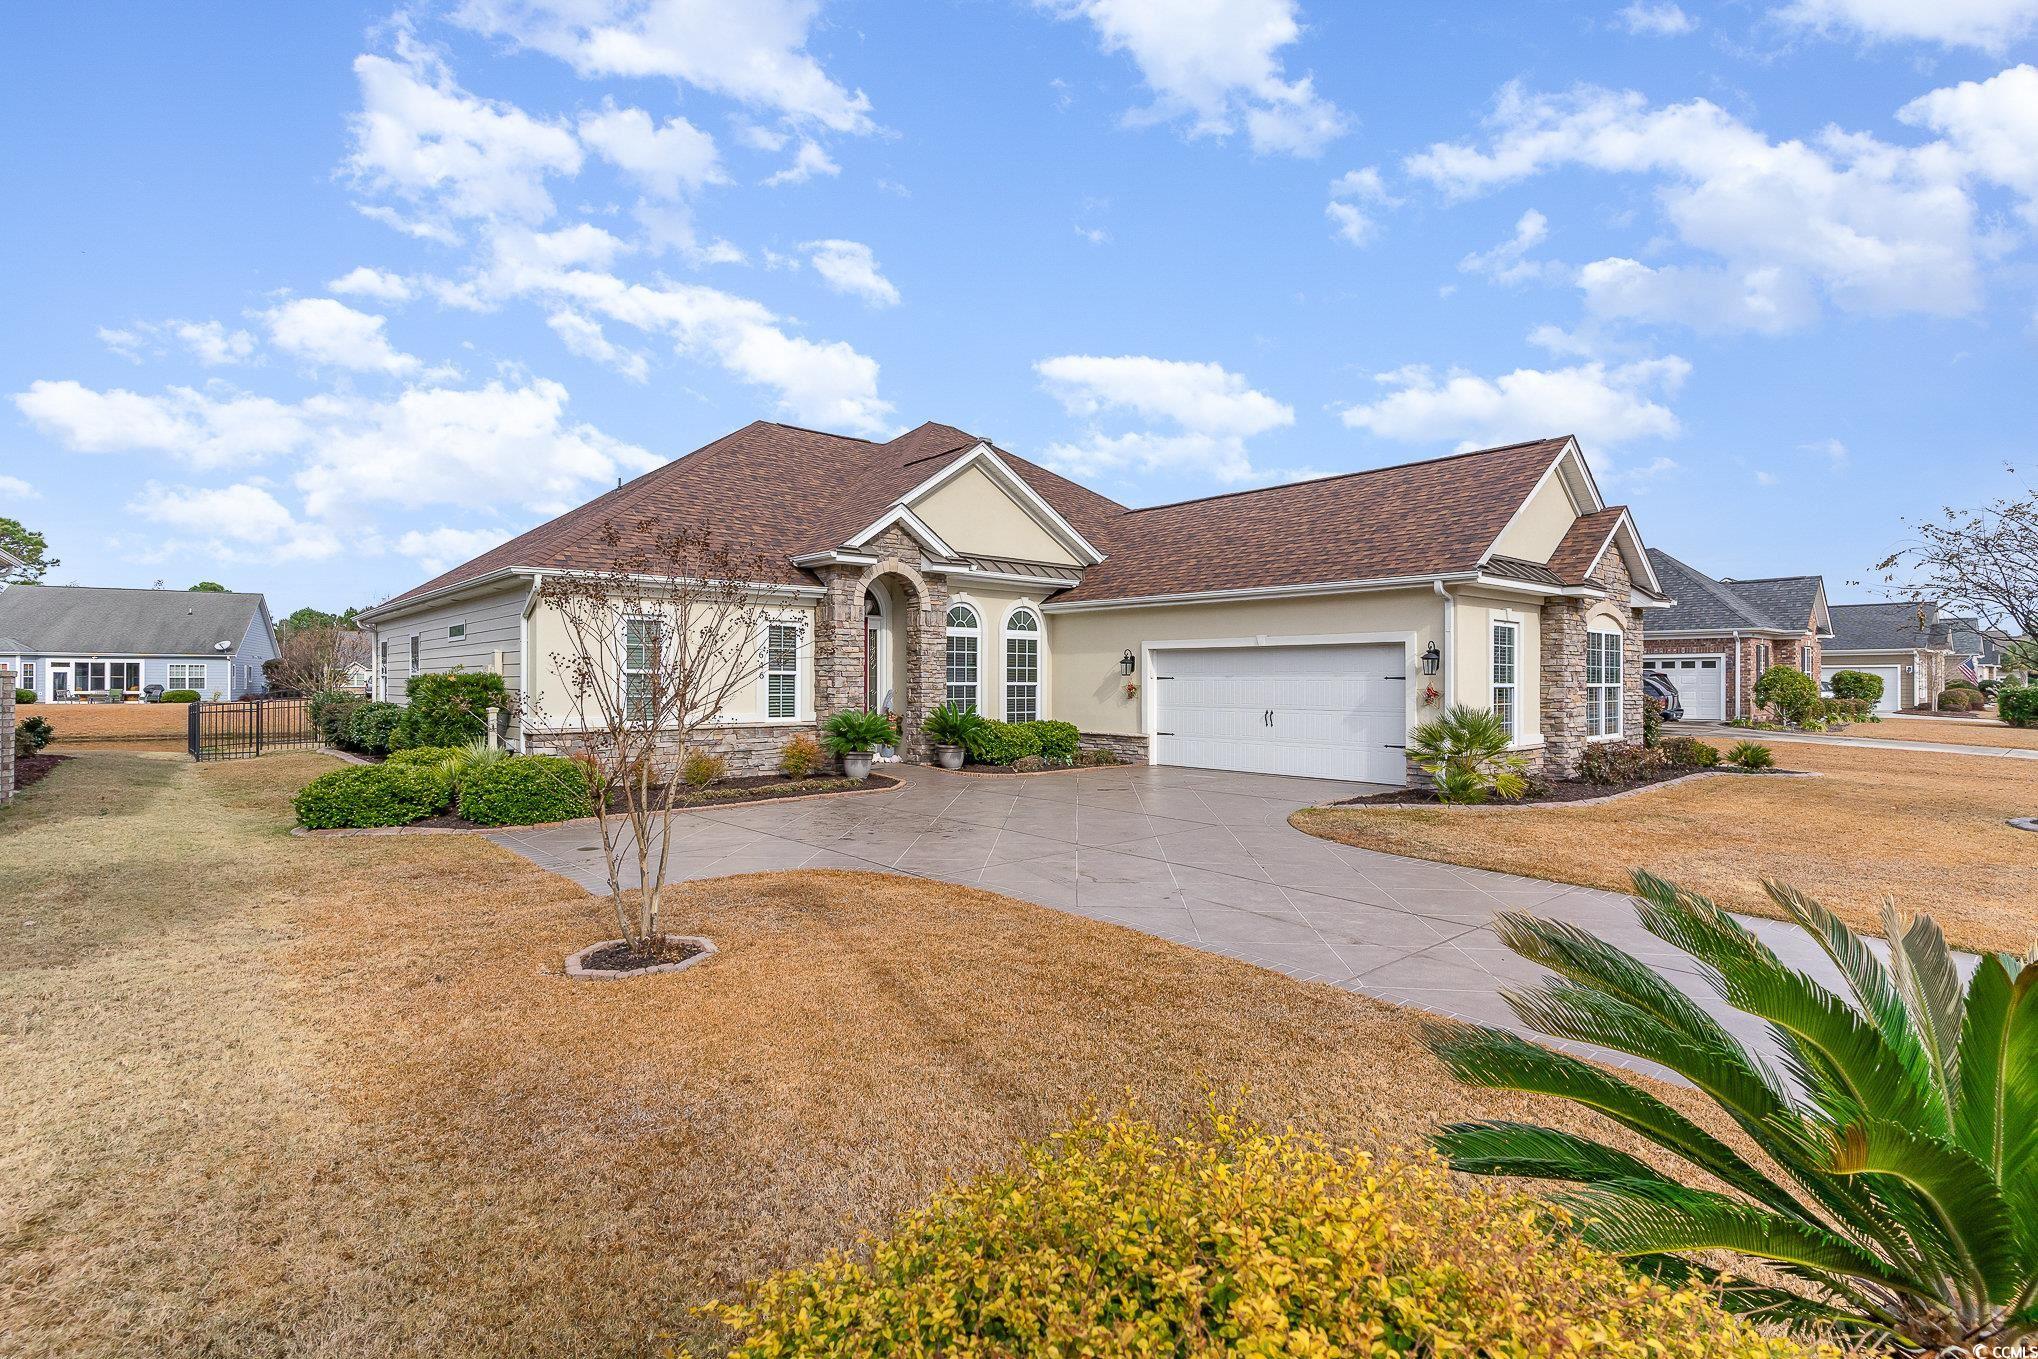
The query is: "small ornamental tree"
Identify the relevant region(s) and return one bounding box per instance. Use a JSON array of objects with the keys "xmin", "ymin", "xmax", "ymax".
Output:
[
  {"xmin": 1828, "ymin": 669, "xmax": 1885, "ymax": 707},
  {"xmin": 1753, "ymin": 664, "xmax": 1819, "ymax": 725},
  {"xmin": 540, "ymin": 519, "xmax": 803, "ymax": 961}
]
